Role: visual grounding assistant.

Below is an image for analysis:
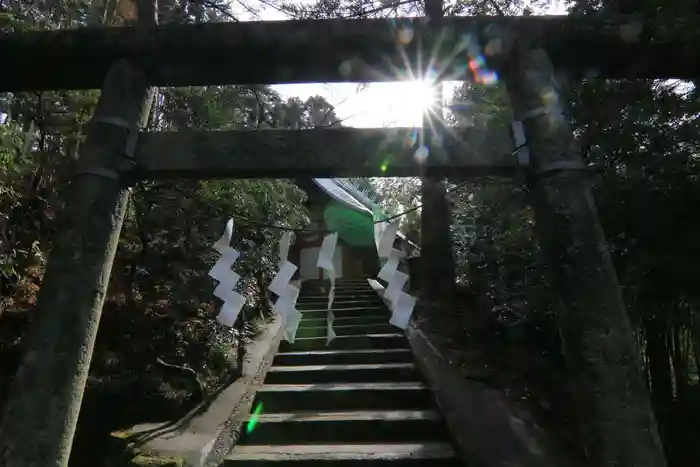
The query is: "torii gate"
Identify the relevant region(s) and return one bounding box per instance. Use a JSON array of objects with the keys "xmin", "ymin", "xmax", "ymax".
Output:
[{"xmin": 1, "ymin": 10, "xmax": 697, "ymax": 467}]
